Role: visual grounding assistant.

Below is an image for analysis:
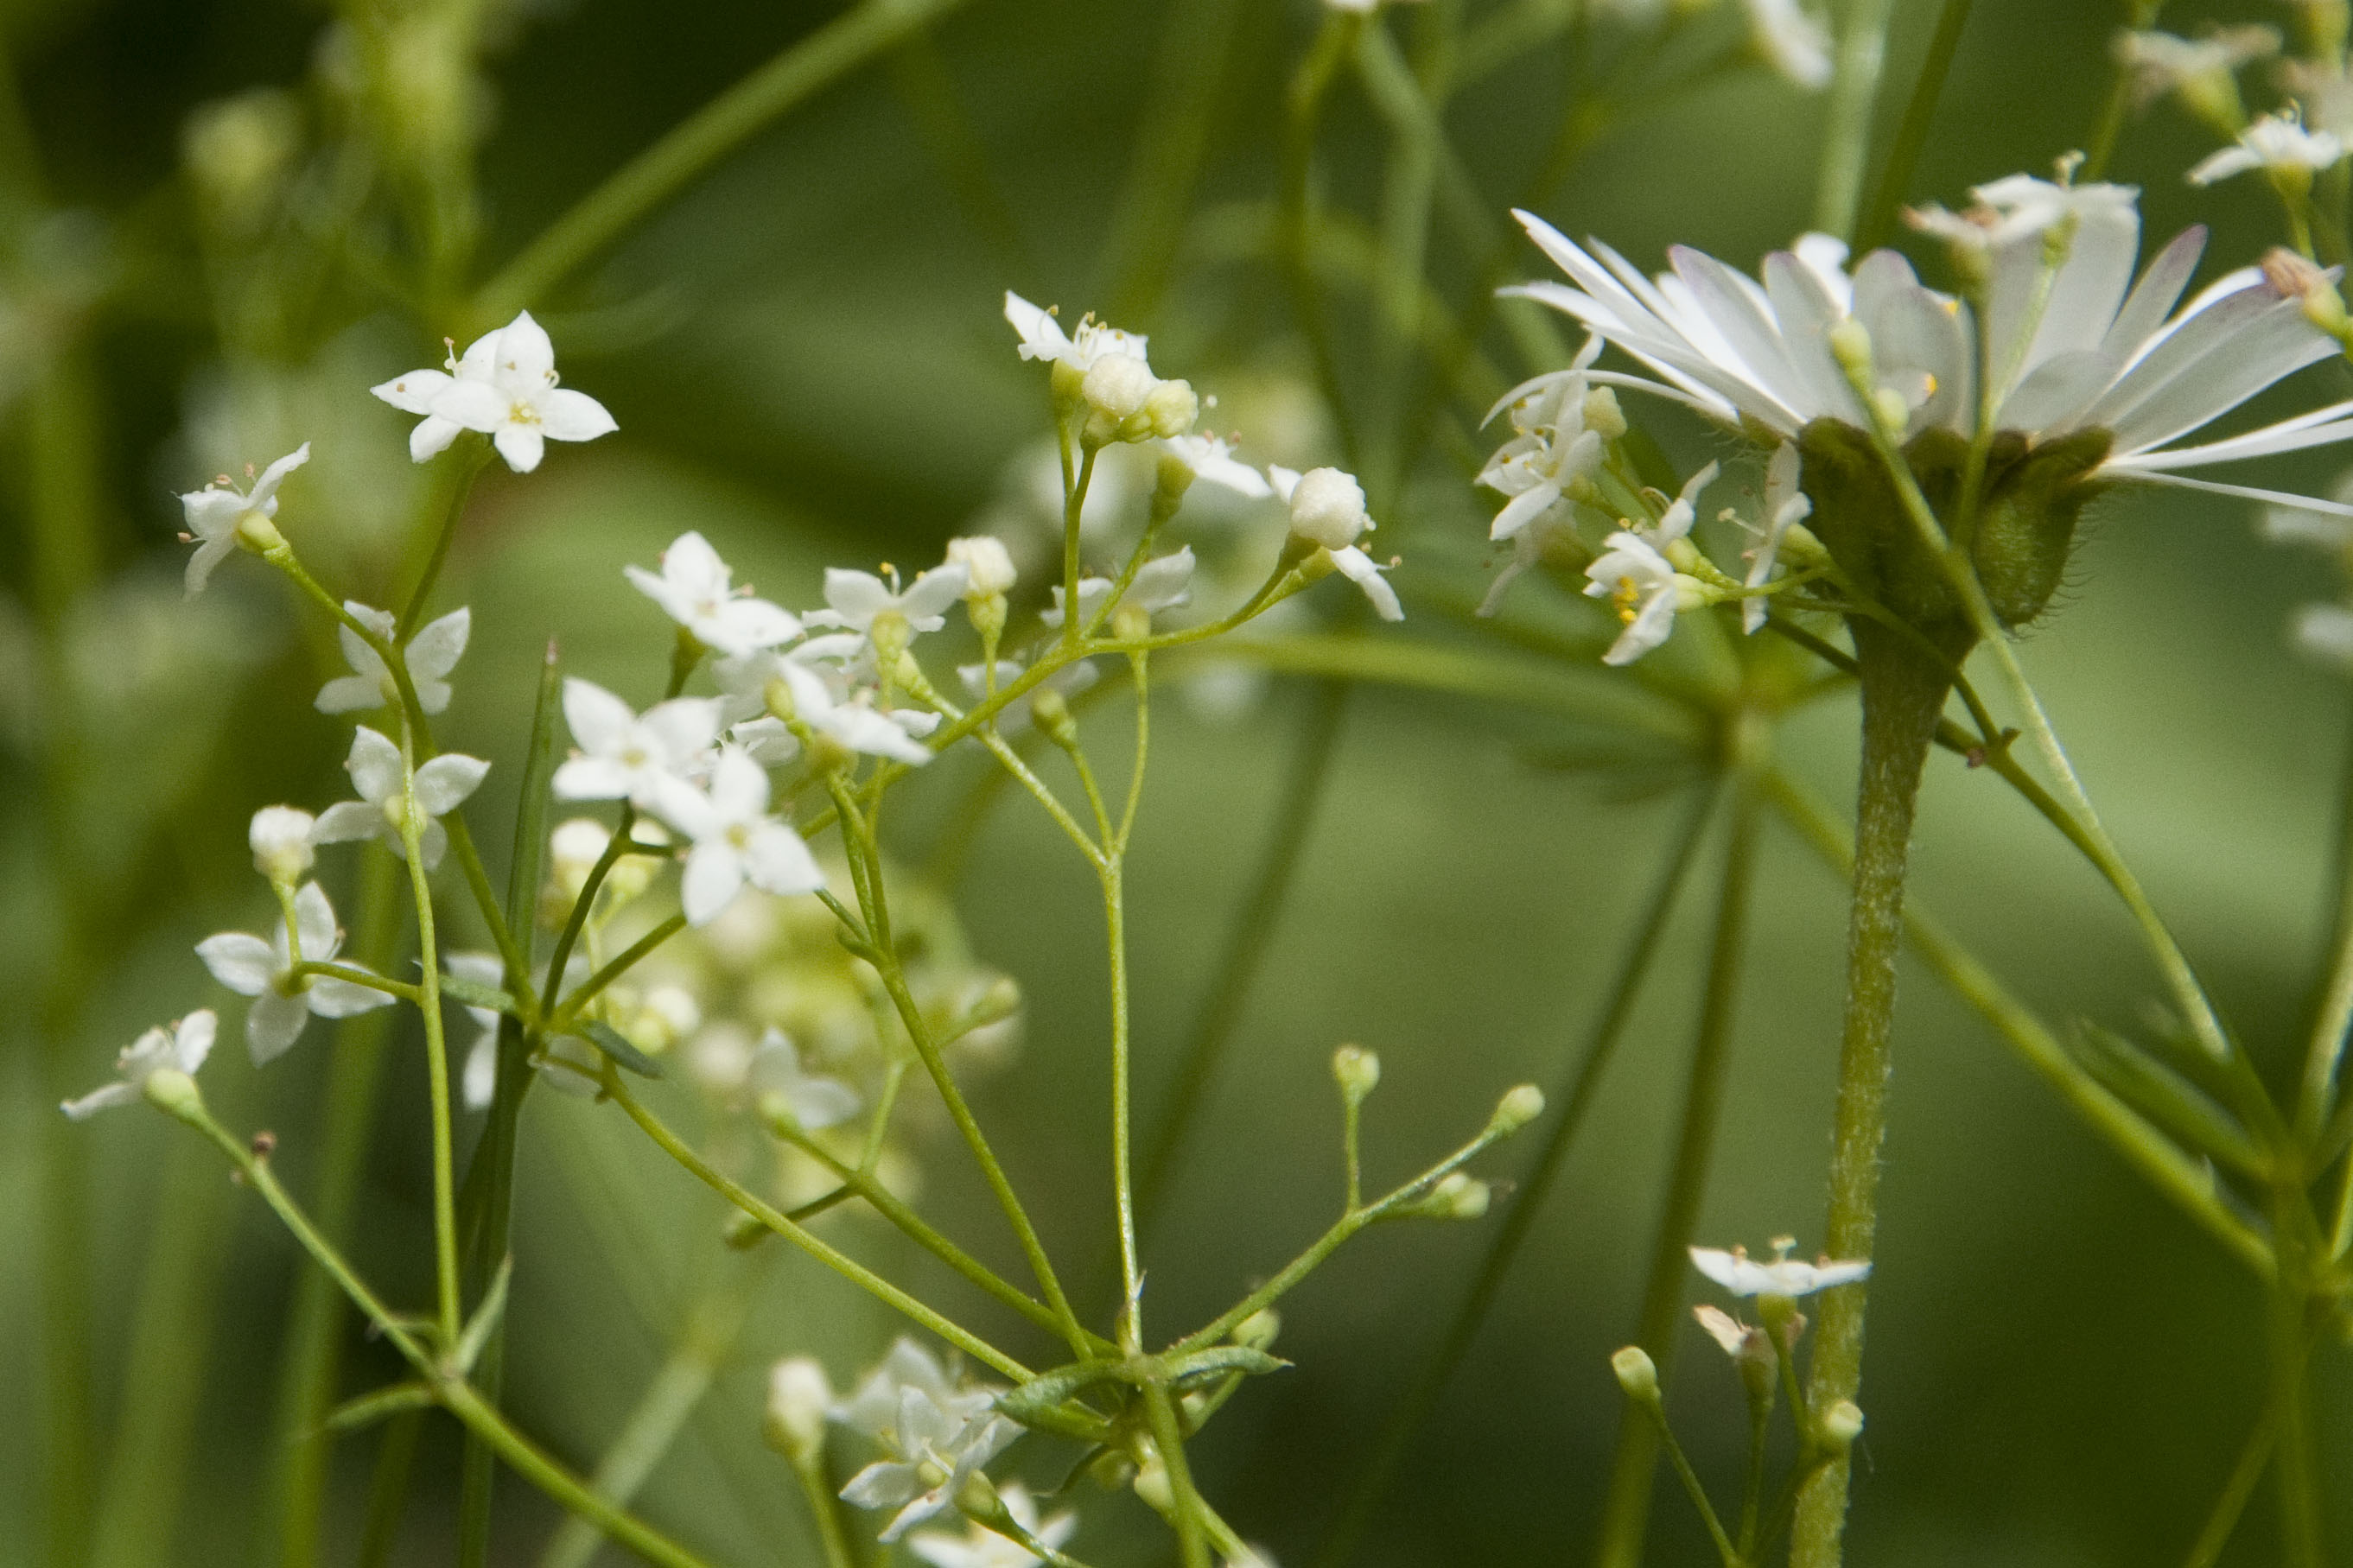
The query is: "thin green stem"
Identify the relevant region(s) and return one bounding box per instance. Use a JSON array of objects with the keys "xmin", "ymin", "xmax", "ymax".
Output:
[
  {"xmin": 471, "ymin": 0, "xmax": 981, "ymax": 320},
  {"xmin": 1108, "ymin": 851, "xmax": 1142, "ymax": 1342},
  {"xmin": 554, "ymin": 912, "xmax": 690, "ymax": 1026},
  {"xmin": 293, "ymin": 961, "xmax": 422, "ymax": 1003},
  {"xmin": 2301, "ymin": 689, "xmax": 2353, "ymax": 1146},
  {"xmin": 1853, "ymin": 0, "xmax": 1976, "ymax": 252},
  {"xmin": 1313, "ymin": 783, "xmax": 1718, "ymax": 1568},
  {"xmin": 1100, "ymin": 0, "xmax": 1247, "ymax": 318},
  {"xmin": 788, "ymin": 1451, "xmax": 858, "ymax": 1568},
  {"xmin": 1142, "ymin": 1387, "xmax": 1213, "ymax": 1568},
  {"xmin": 2183, "ymin": 1407, "xmax": 2280, "ymax": 1568},
  {"xmin": 397, "ymin": 441, "xmax": 489, "ymax": 639},
  {"xmin": 1814, "ymin": 0, "xmax": 1896, "ymax": 241},
  {"xmin": 398, "ymin": 782, "xmax": 463, "ymax": 1346},
  {"xmin": 1790, "ymin": 628, "xmax": 1952, "ymax": 1568},
  {"xmin": 605, "ymin": 1070, "xmax": 1034, "ymax": 1382},
  {"xmin": 1633, "ymin": 1394, "xmax": 1739, "ymax": 1568},
  {"xmin": 1595, "ymin": 777, "xmax": 1762, "ymax": 1568}
]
